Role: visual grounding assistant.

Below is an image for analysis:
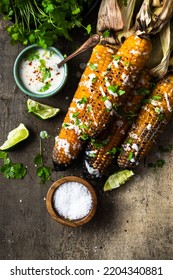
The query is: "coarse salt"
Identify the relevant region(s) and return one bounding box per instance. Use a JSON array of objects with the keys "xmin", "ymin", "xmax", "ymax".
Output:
[{"xmin": 53, "ymin": 182, "xmax": 92, "ymax": 220}]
